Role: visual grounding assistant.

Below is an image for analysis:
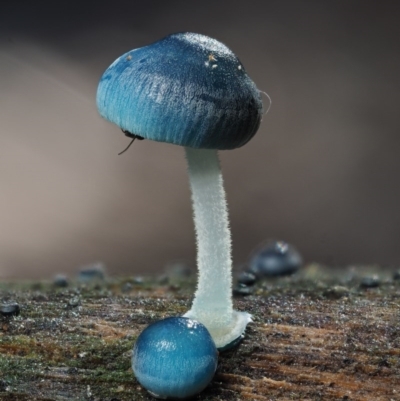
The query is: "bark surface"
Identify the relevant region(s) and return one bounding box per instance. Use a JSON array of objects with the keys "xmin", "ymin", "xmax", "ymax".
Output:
[{"xmin": 0, "ymin": 265, "xmax": 399, "ymax": 401}]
